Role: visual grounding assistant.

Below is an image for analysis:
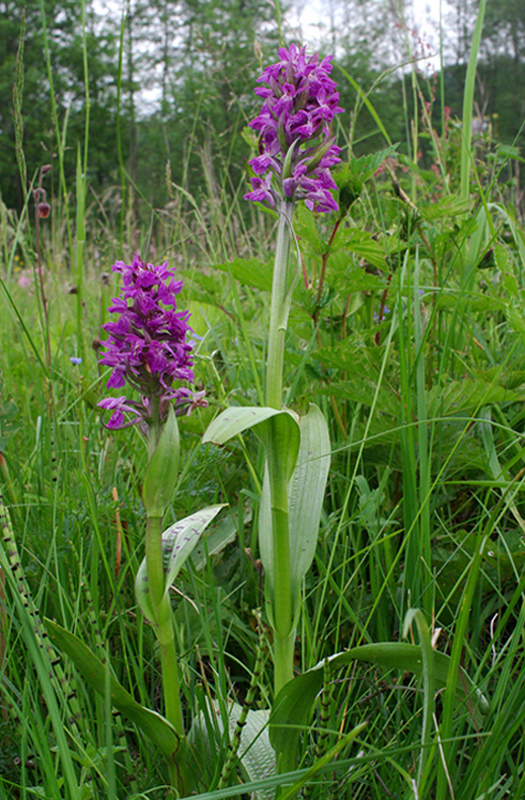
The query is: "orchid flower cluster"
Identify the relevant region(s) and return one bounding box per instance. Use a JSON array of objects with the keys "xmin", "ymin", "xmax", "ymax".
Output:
[
  {"xmin": 244, "ymin": 43, "xmax": 343, "ymax": 212},
  {"xmin": 97, "ymin": 254, "xmax": 205, "ymax": 430}
]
